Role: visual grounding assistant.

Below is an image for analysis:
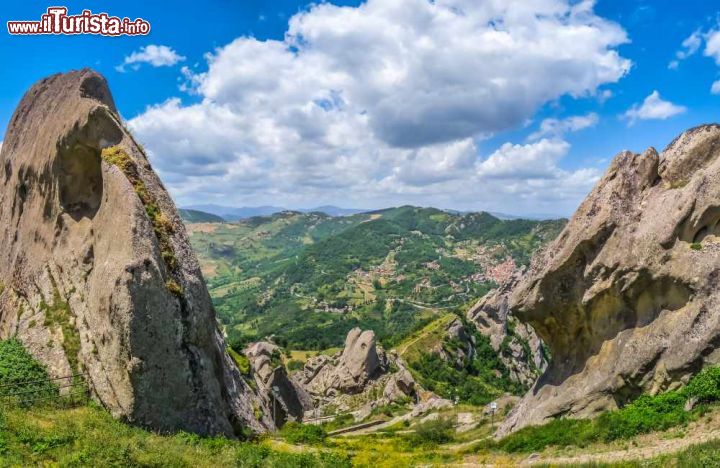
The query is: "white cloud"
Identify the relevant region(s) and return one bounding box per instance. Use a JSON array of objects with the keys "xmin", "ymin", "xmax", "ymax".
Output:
[
  {"xmin": 622, "ymin": 91, "xmax": 686, "ymax": 125},
  {"xmin": 712, "ymin": 80, "xmax": 720, "ymax": 95},
  {"xmin": 668, "ymin": 30, "xmax": 701, "ymax": 70},
  {"xmin": 704, "ymin": 30, "xmax": 720, "ymax": 65},
  {"xmin": 116, "ymin": 45, "xmax": 185, "ymax": 72},
  {"xmin": 477, "ymin": 139, "xmax": 570, "ymax": 179},
  {"xmin": 678, "ymin": 31, "xmax": 702, "ymax": 59},
  {"xmin": 598, "ymin": 89, "xmax": 613, "ymax": 103},
  {"xmin": 528, "ymin": 113, "xmax": 599, "ymax": 141},
  {"xmin": 129, "ymin": 0, "xmax": 628, "ymax": 215},
  {"xmin": 392, "ymin": 139, "xmax": 478, "ymax": 186}
]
